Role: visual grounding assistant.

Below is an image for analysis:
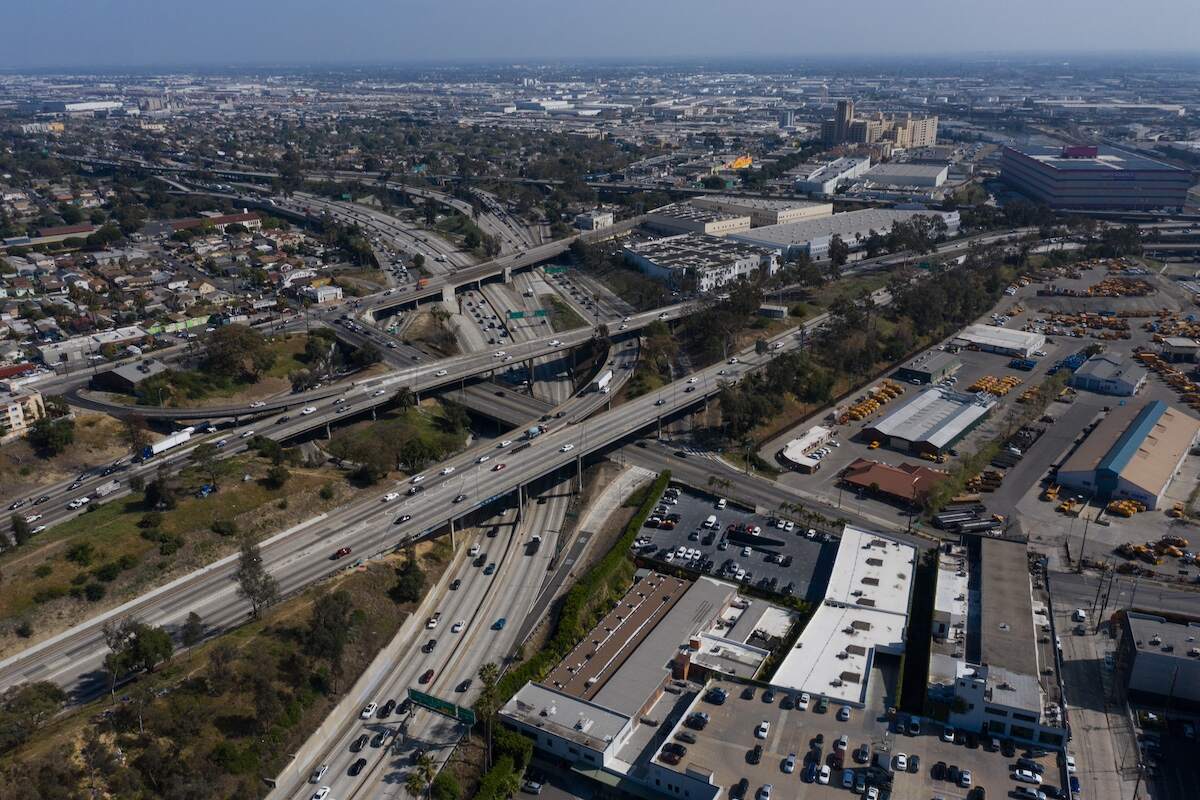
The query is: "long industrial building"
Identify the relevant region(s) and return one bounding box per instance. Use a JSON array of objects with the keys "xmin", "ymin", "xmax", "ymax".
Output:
[
  {"xmin": 644, "ymin": 203, "xmax": 750, "ymax": 237},
  {"xmin": 952, "ymin": 324, "xmax": 1046, "ymax": 358},
  {"xmin": 1000, "ymin": 144, "xmax": 1192, "ymax": 211},
  {"xmin": 623, "ymin": 233, "xmax": 780, "ymax": 293},
  {"xmin": 863, "ymin": 386, "xmax": 996, "ymax": 456},
  {"xmin": 728, "ymin": 208, "xmax": 960, "ymax": 260},
  {"xmin": 1055, "ymin": 400, "xmax": 1200, "ymax": 510},
  {"xmin": 688, "ymin": 195, "xmax": 833, "ymax": 227},
  {"xmin": 928, "ymin": 537, "xmax": 1067, "ymax": 748}
]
